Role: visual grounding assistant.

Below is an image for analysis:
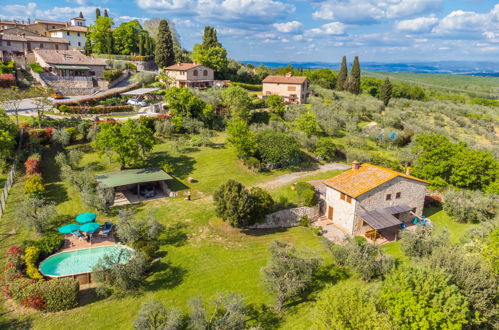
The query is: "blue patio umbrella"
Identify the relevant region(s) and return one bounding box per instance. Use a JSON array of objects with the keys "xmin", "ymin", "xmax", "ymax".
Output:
[
  {"xmin": 58, "ymin": 224, "xmax": 80, "ymax": 234},
  {"xmin": 76, "ymin": 212, "xmax": 97, "ymax": 223},
  {"xmin": 79, "ymin": 222, "xmax": 101, "ymax": 233}
]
